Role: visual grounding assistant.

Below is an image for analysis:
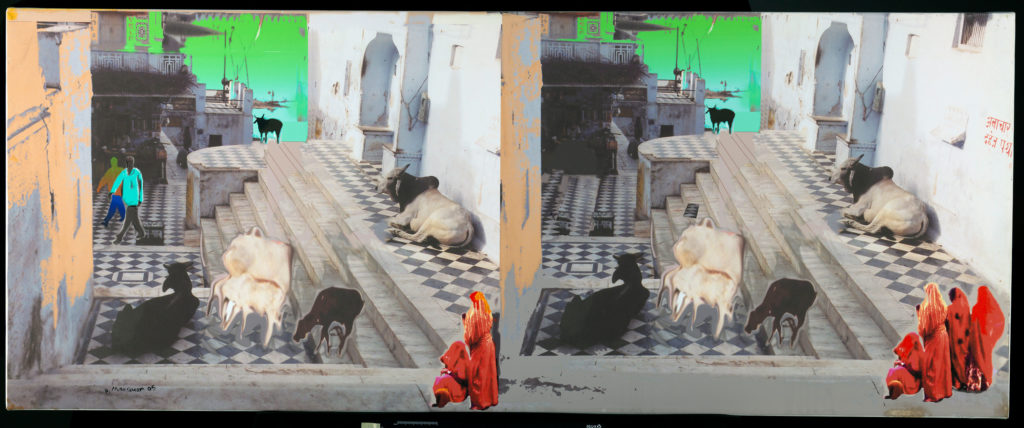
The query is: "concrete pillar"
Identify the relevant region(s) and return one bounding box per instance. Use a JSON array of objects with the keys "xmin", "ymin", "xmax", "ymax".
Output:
[
  {"xmin": 382, "ymin": 13, "xmax": 432, "ymax": 176},
  {"xmin": 694, "ymin": 78, "xmax": 706, "ymax": 132}
]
